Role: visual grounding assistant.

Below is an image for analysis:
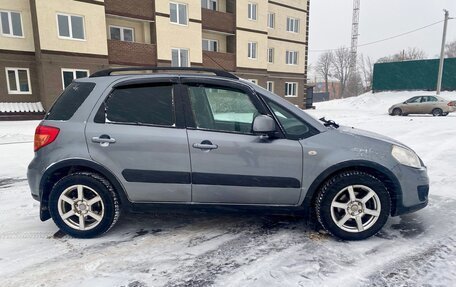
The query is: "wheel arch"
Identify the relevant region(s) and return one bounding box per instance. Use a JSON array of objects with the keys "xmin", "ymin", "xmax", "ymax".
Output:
[
  {"xmin": 301, "ymin": 160, "xmax": 402, "ymax": 217},
  {"xmin": 39, "ymin": 159, "xmax": 130, "ymax": 220}
]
